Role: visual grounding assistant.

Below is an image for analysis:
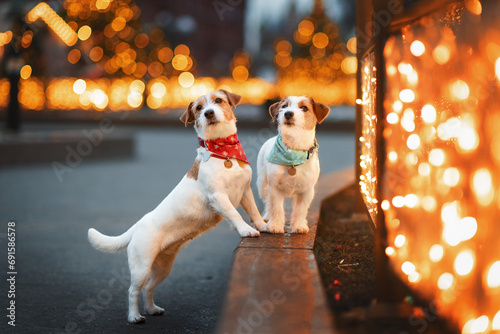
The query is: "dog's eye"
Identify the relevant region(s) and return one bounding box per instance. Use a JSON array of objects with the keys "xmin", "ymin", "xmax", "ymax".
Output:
[
  {"xmin": 196, "ymin": 105, "xmax": 203, "ymax": 111},
  {"xmin": 215, "ymin": 98, "xmax": 222, "ymax": 104},
  {"xmin": 282, "ymin": 104, "xmax": 288, "ymax": 108},
  {"xmin": 301, "ymin": 106, "xmax": 308, "ymax": 111}
]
